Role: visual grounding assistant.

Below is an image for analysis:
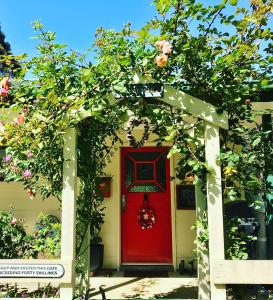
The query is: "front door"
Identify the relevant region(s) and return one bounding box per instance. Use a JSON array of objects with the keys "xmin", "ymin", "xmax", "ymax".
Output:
[{"xmin": 121, "ymin": 147, "xmax": 172, "ymax": 264}]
